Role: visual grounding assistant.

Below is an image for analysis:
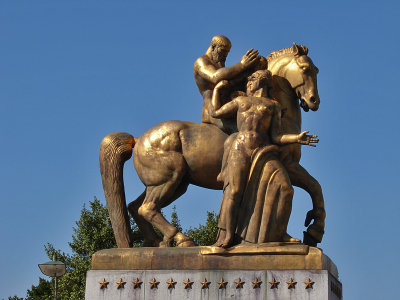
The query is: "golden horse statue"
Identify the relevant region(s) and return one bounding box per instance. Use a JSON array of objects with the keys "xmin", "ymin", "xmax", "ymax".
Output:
[{"xmin": 99, "ymin": 43, "xmax": 324, "ymax": 248}]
